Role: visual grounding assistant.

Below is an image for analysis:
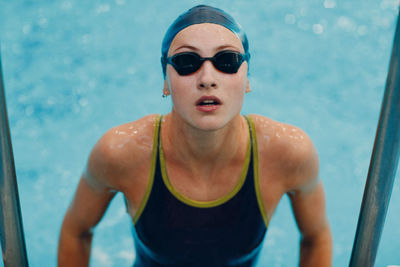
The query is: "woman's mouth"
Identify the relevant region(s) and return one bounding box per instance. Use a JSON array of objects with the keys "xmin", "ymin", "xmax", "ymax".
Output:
[{"xmin": 195, "ymin": 96, "xmax": 221, "ymax": 112}]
